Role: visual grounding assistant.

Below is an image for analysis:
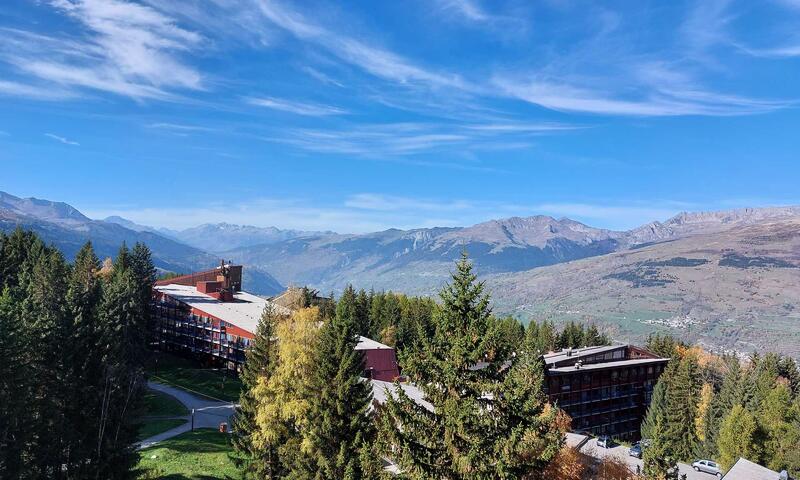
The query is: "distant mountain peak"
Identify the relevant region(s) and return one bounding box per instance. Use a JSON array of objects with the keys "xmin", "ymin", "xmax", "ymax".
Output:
[{"xmin": 0, "ymin": 191, "xmax": 90, "ymax": 225}]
